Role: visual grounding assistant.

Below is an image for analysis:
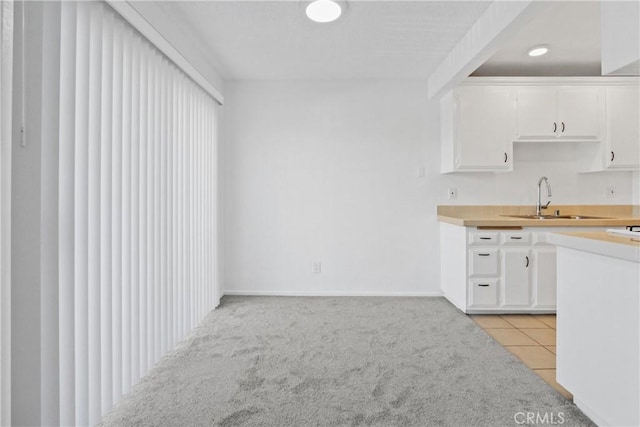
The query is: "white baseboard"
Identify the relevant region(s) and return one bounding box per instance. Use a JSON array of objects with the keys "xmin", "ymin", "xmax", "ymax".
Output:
[{"xmin": 223, "ymin": 290, "xmax": 444, "ymax": 297}]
